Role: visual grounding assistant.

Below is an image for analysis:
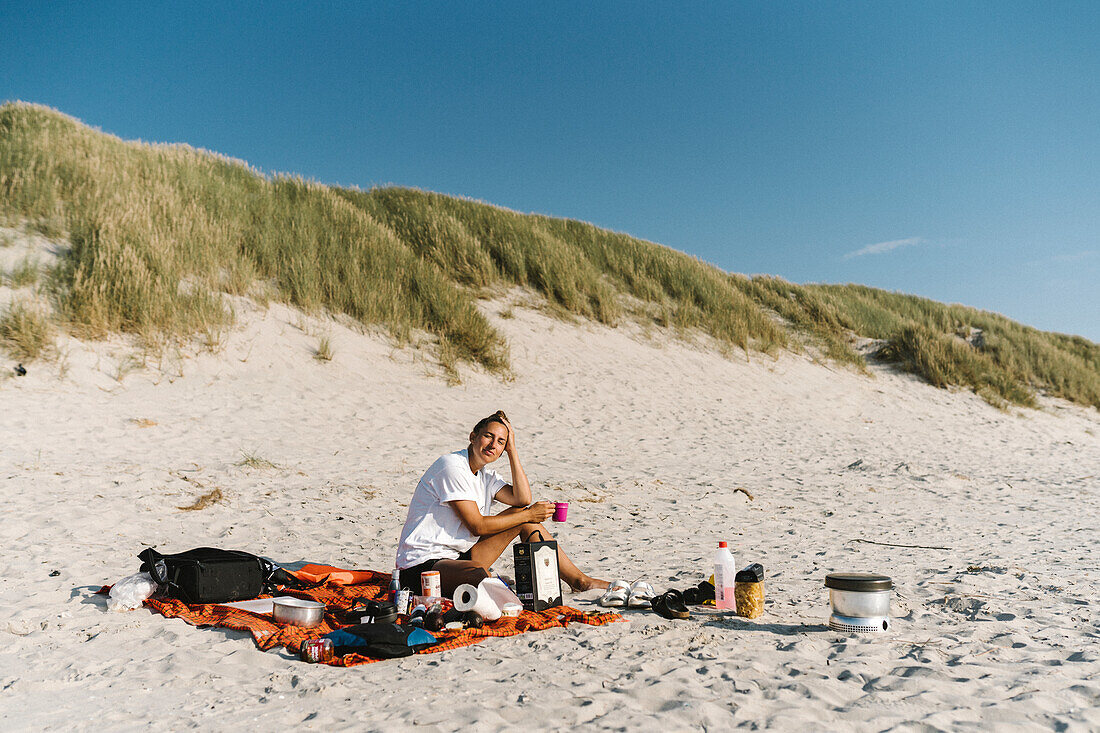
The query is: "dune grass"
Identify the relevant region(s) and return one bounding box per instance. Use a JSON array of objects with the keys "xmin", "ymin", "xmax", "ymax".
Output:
[
  {"xmin": 0, "ymin": 300, "xmax": 53, "ymax": 361},
  {"xmin": 5, "ymin": 256, "xmax": 39, "ymax": 287},
  {"xmin": 313, "ymin": 335, "xmax": 334, "ymax": 363},
  {"xmin": 730, "ymin": 275, "xmax": 864, "ymax": 369},
  {"xmin": 0, "ymin": 102, "xmax": 505, "ymax": 376},
  {"xmin": 1, "ymin": 102, "xmax": 1097, "ymax": 409},
  {"xmin": 811, "ymin": 285, "xmax": 1099, "ymax": 408},
  {"xmin": 236, "ymin": 450, "xmax": 280, "ymax": 470},
  {"xmin": 347, "ymin": 186, "xmax": 787, "ymax": 352}
]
